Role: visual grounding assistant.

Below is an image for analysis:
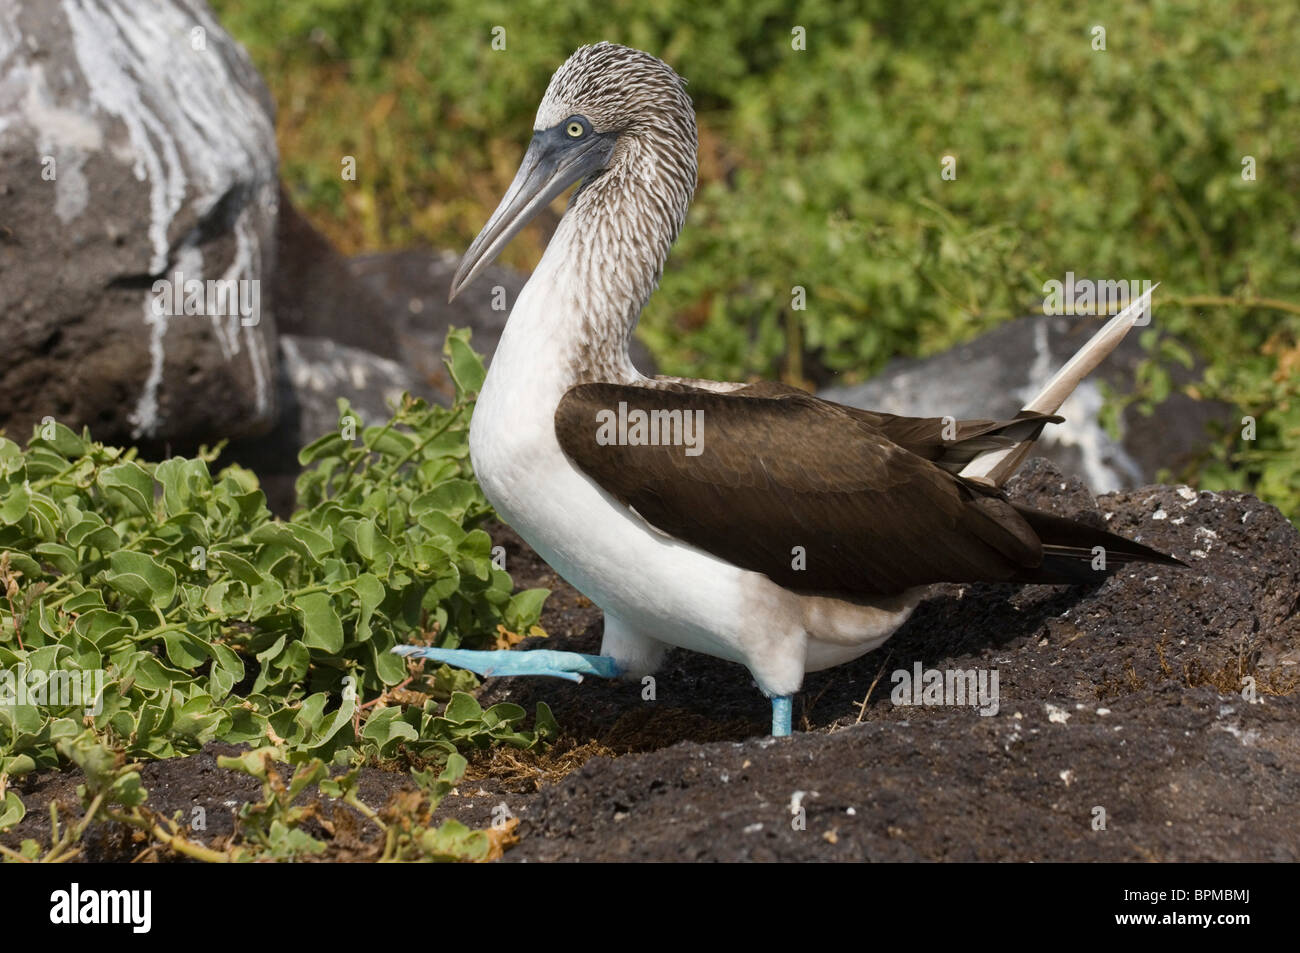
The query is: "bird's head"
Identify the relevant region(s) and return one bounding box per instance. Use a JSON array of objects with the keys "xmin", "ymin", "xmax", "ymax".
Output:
[{"xmin": 450, "ymin": 42, "xmax": 698, "ymax": 301}]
